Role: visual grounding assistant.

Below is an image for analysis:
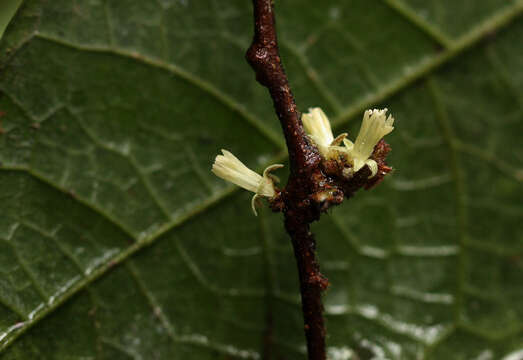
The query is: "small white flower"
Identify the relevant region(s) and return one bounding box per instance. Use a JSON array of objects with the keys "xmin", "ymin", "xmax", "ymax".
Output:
[
  {"xmin": 211, "ymin": 149, "xmax": 283, "ymax": 215},
  {"xmin": 343, "ymin": 108, "xmax": 394, "ymax": 177},
  {"xmin": 302, "ymin": 107, "xmax": 346, "ymax": 159}
]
